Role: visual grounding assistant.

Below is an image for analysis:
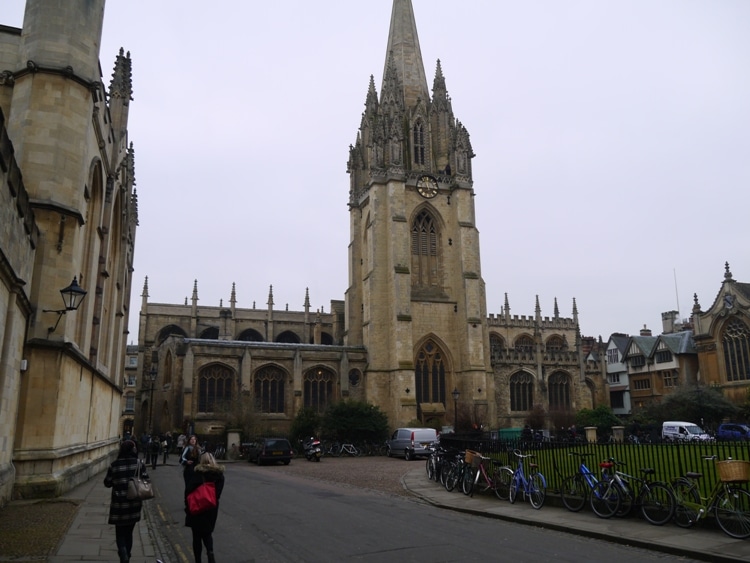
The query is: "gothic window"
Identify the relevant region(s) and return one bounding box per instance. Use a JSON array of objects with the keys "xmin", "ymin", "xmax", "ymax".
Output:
[
  {"xmin": 723, "ymin": 319, "xmax": 750, "ymax": 382},
  {"xmin": 198, "ymin": 364, "xmax": 233, "ymax": 413},
  {"xmin": 156, "ymin": 324, "xmax": 188, "ymax": 346},
  {"xmin": 413, "ymin": 121, "xmax": 425, "ymax": 166},
  {"xmin": 254, "ymin": 365, "xmax": 286, "ymax": 413},
  {"xmin": 200, "ymin": 327, "xmax": 219, "ymax": 339},
  {"xmin": 411, "ymin": 210, "xmax": 440, "ymax": 288},
  {"xmin": 509, "ymin": 372, "xmax": 533, "ymax": 411},
  {"xmin": 545, "ymin": 336, "xmax": 564, "ymax": 353},
  {"xmin": 348, "ymin": 369, "xmax": 362, "ymax": 387},
  {"xmin": 237, "ymin": 328, "xmax": 264, "ymax": 342},
  {"xmin": 304, "ymin": 368, "xmax": 335, "ymax": 413},
  {"xmin": 515, "ymin": 335, "xmax": 534, "ymax": 354},
  {"xmin": 548, "ymin": 371, "xmax": 571, "ymax": 411},
  {"xmin": 276, "ymin": 331, "xmax": 301, "ymax": 344},
  {"xmin": 490, "ymin": 334, "xmax": 505, "ymax": 355},
  {"xmin": 415, "ymin": 340, "xmax": 446, "ymax": 408}
]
